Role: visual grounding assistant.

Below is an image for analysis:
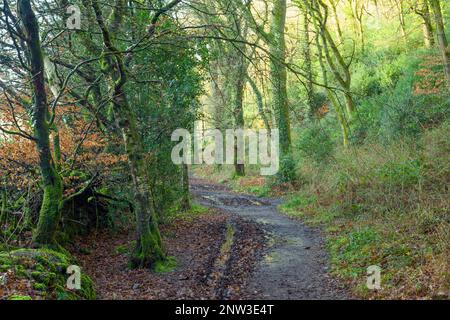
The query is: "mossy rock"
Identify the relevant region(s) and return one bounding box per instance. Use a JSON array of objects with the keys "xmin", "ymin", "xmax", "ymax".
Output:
[
  {"xmin": 33, "ymin": 282, "xmax": 47, "ymax": 291},
  {"xmin": 0, "ymin": 248, "xmax": 96, "ymax": 300},
  {"xmin": 8, "ymin": 295, "xmax": 32, "ymax": 300}
]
